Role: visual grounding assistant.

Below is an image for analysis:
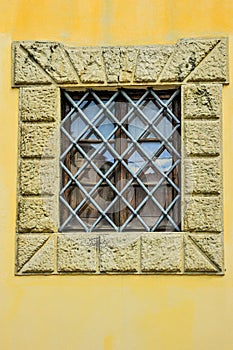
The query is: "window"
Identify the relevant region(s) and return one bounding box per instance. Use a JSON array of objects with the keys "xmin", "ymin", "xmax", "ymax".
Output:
[
  {"xmin": 14, "ymin": 39, "xmax": 226, "ymax": 274},
  {"xmin": 60, "ymin": 89, "xmax": 181, "ymax": 232}
]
